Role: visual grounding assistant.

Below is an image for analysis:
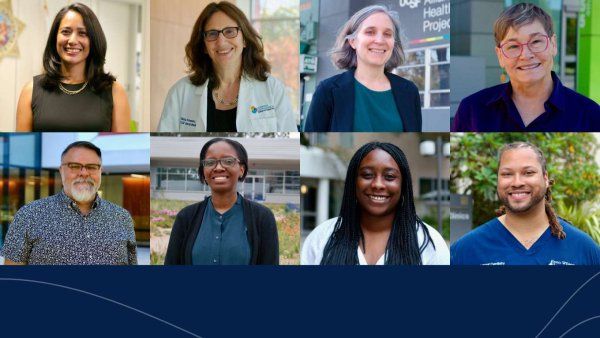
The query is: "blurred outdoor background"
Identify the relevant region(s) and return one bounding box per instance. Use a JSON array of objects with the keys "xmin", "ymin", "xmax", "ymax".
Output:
[
  {"xmin": 301, "ymin": 132, "xmax": 451, "ymax": 248},
  {"xmin": 150, "ymin": 132, "xmax": 300, "ymax": 265},
  {"xmin": 450, "ymin": 132, "xmax": 600, "ymax": 244}
]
